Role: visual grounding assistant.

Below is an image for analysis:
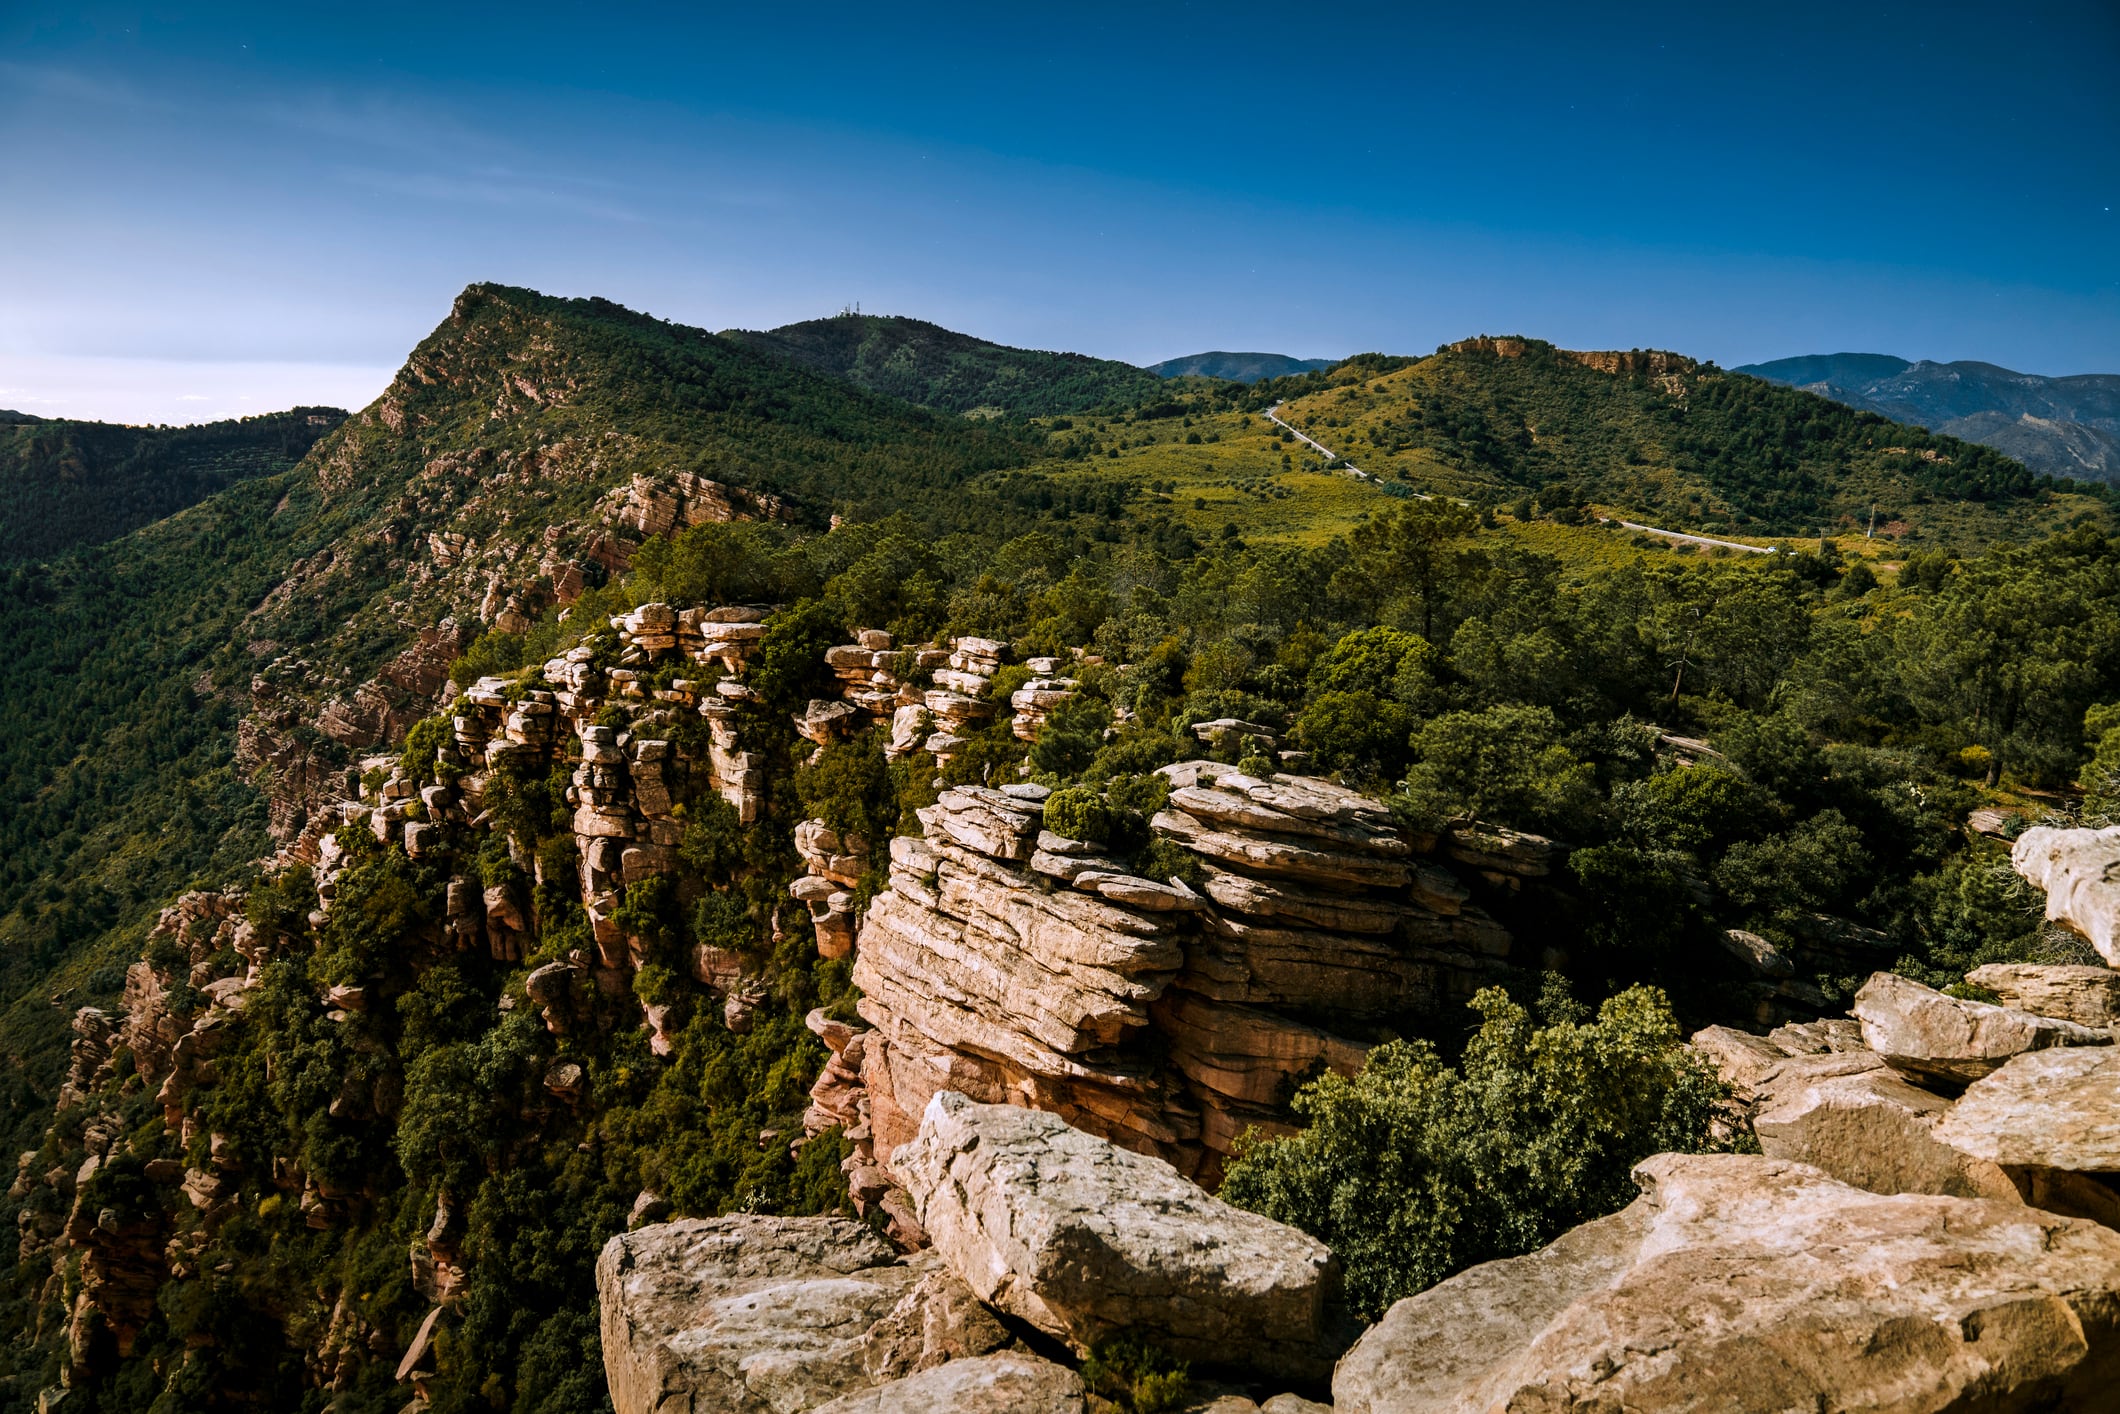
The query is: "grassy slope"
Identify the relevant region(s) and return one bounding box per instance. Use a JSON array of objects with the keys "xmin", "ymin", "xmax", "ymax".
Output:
[{"xmin": 1262, "ymin": 339, "xmax": 2102, "ymax": 543}]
